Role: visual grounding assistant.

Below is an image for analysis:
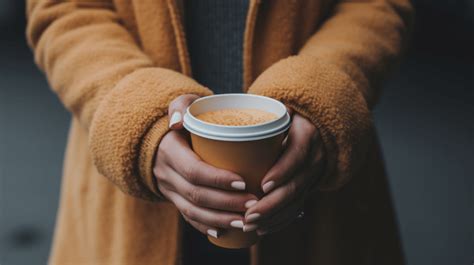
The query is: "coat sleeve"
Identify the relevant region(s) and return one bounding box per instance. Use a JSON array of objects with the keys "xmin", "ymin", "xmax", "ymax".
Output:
[
  {"xmin": 26, "ymin": 0, "xmax": 212, "ymax": 200},
  {"xmin": 247, "ymin": 0, "xmax": 414, "ymax": 190}
]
